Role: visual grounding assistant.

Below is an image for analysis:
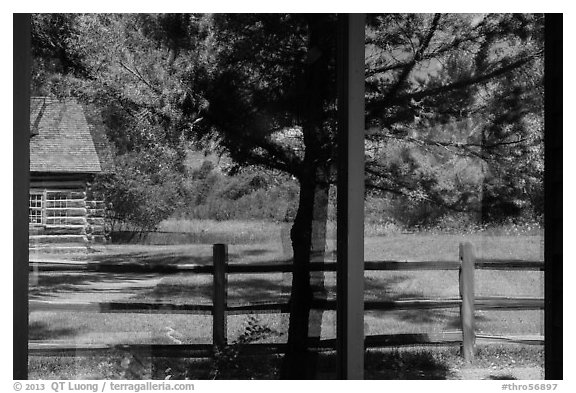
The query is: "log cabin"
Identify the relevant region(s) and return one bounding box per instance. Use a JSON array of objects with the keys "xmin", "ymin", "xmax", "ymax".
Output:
[{"xmin": 29, "ymin": 97, "xmax": 113, "ymax": 253}]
